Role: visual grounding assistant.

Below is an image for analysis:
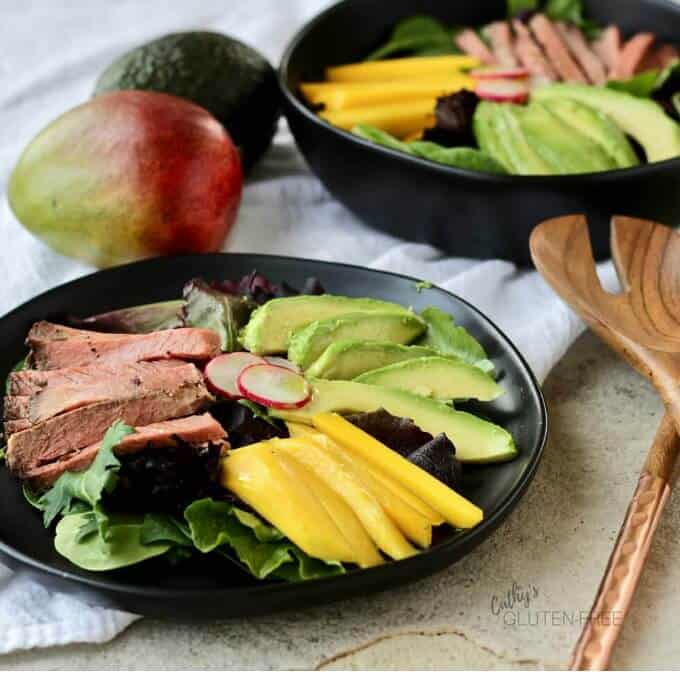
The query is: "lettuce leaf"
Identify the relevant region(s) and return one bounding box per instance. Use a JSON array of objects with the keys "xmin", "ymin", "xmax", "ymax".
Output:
[
  {"xmin": 365, "ymin": 16, "xmax": 460, "ymax": 61},
  {"xmin": 352, "ymin": 125, "xmax": 507, "ymax": 174},
  {"xmin": 69, "ymin": 300, "xmax": 184, "ymax": 333},
  {"xmin": 418, "ymin": 307, "xmax": 495, "ymax": 375},
  {"xmin": 184, "ymin": 498, "xmax": 344, "ymax": 581},
  {"xmin": 181, "ymin": 279, "xmax": 255, "ymax": 352},
  {"xmin": 607, "ymin": 70, "xmax": 661, "ymax": 98},
  {"xmin": 507, "ymin": 0, "xmax": 538, "ymax": 16},
  {"xmin": 507, "ymin": 0, "xmax": 600, "ymax": 37},
  {"xmin": 54, "ymin": 512, "xmax": 175, "ymax": 571},
  {"xmin": 34, "ymin": 421, "xmax": 134, "ymax": 532}
]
